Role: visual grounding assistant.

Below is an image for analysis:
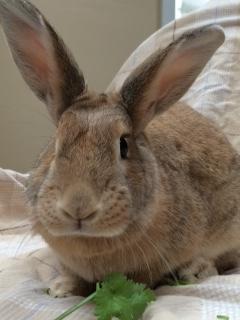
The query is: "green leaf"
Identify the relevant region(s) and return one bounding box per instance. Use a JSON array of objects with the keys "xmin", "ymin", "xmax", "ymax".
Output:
[
  {"xmin": 94, "ymin": 273, "xmax": 155, "ymax": 320},
  {"xmin": 216, "ymin": 316, "xmax": 229, "ymax": 320}
]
